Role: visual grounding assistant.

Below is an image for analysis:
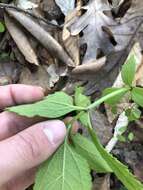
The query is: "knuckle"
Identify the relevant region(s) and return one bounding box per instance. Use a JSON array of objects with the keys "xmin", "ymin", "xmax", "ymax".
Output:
[
  {"xmin": 0, "ymin": 112, "xmax": 21, "ymax": 136},
  {"xmin": 16, "ymin": 132, "xmax": 41, "ymax": 161}
]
